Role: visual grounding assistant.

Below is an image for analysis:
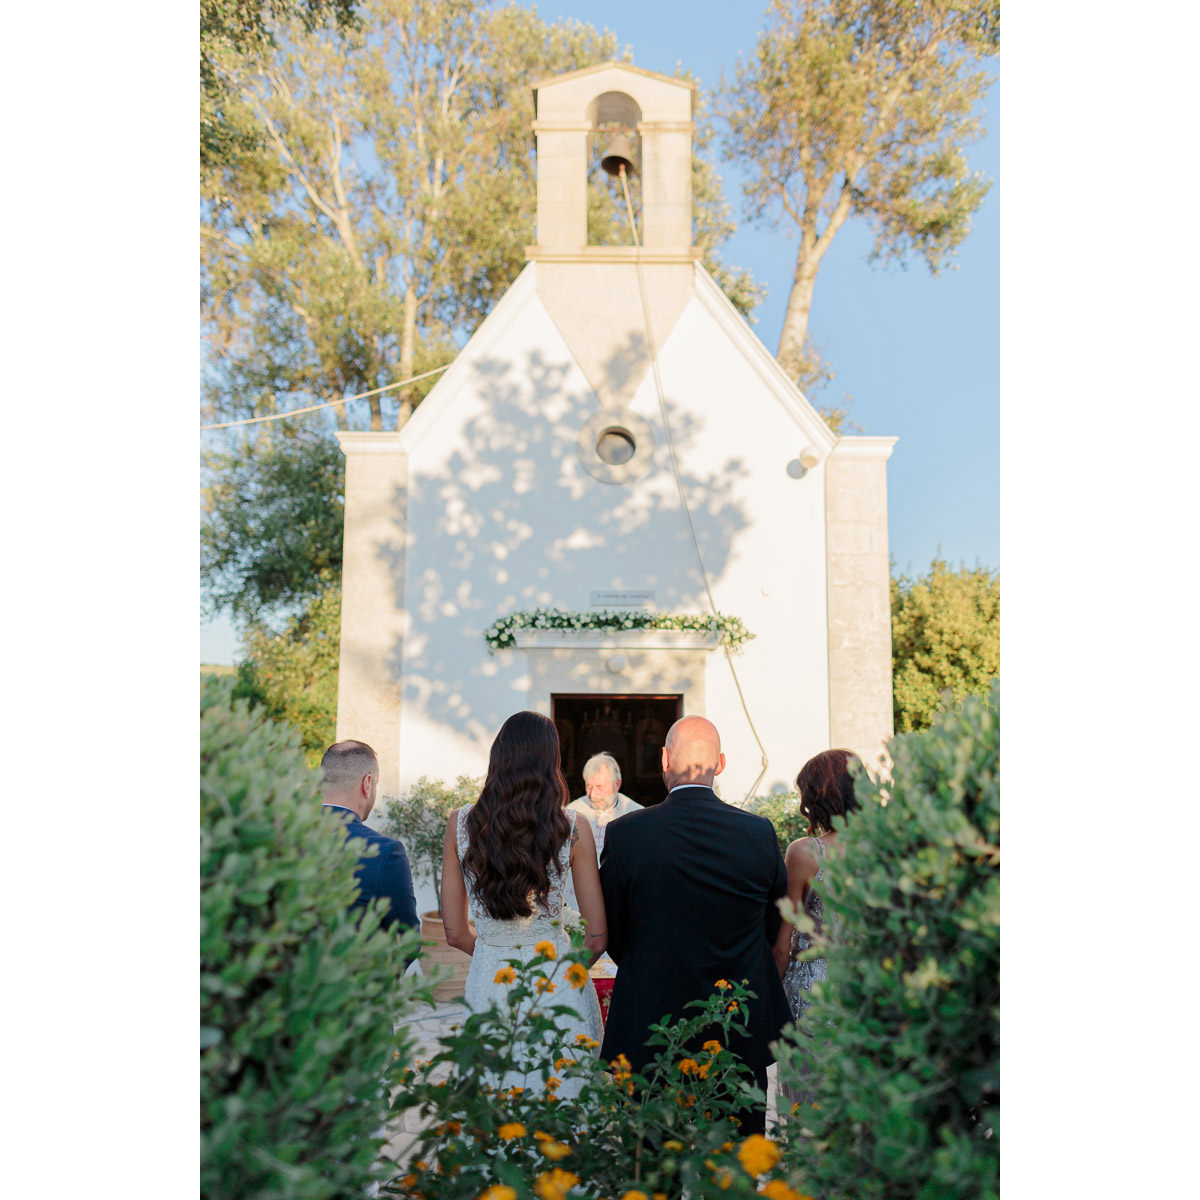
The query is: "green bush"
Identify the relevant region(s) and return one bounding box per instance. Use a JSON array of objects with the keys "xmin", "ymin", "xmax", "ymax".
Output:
[
  {"xmin": 775, "ymin": 682, "xmax": 999, "ymax": 1200},
  {"xmin": 201, "ymin": 677, "xmax": 429, "ymax": 1199},
  {"xmin": 744, "ymin": 791, "xmax": 811, "ymax": 856},
  {"xmin": 380, "ymin": 775, "xmax": 483, "ymax": 913}
]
